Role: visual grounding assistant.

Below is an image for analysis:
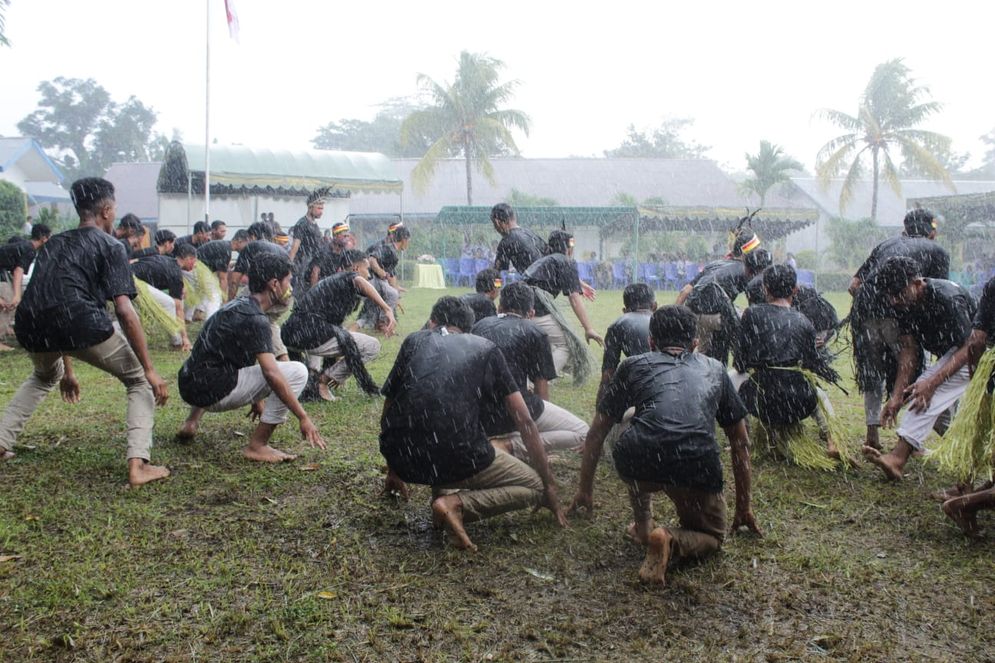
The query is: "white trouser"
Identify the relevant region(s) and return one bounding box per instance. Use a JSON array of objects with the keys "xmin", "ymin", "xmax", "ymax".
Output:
[
  {"xmin": 532, "ymin": 314, "xmax": 569, "ymax": 375},
  {"xmin": 507, "ymin": 401, "xmax": 589, "ymax": 458},
  {"xmin": 304, "ymin": 332, "xmax": 381, "ymax": 385},
  {"xmin": 182, "ymin": 270, "xmax": 223, "ymax": 321},
  {"xmin": 145, "ymin": 284, "xmax": 183, "ymax": 346},
  {"xmin": 206, "ymin": 361, "xmax": 308, "ymax": 425},
  {"xmin": 896, "ymin": 349, "xmax": 970, "ymax": 451}
]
